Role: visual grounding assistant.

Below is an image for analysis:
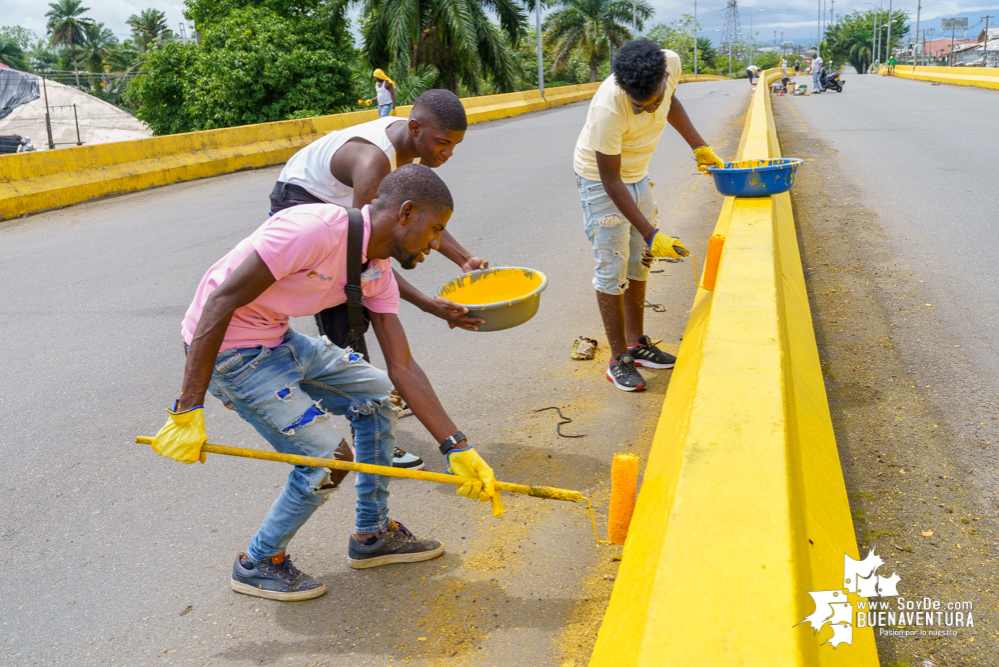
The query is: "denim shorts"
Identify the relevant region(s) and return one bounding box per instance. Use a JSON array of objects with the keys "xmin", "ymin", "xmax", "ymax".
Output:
[{"xmin": 577, "ymin": 175, "xmax": 658, "ymax": 295}]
